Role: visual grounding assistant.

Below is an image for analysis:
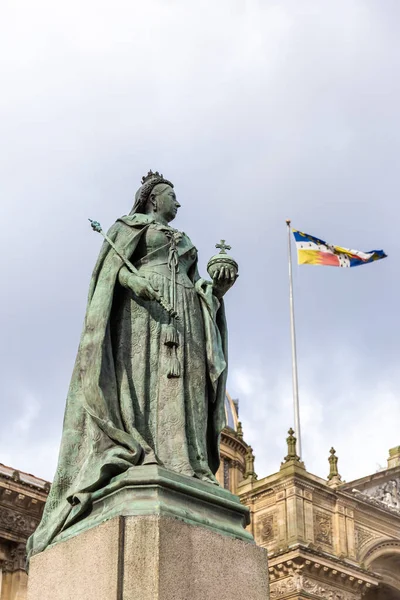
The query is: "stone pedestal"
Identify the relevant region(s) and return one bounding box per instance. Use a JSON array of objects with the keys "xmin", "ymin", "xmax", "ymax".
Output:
[
  {"xmin": 28, "ymin": 515, "xmax": 269, "ymax": 600},
  {"xmin": 27, "ymin": 466, "xmax": 269, "ymax": 600}
]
